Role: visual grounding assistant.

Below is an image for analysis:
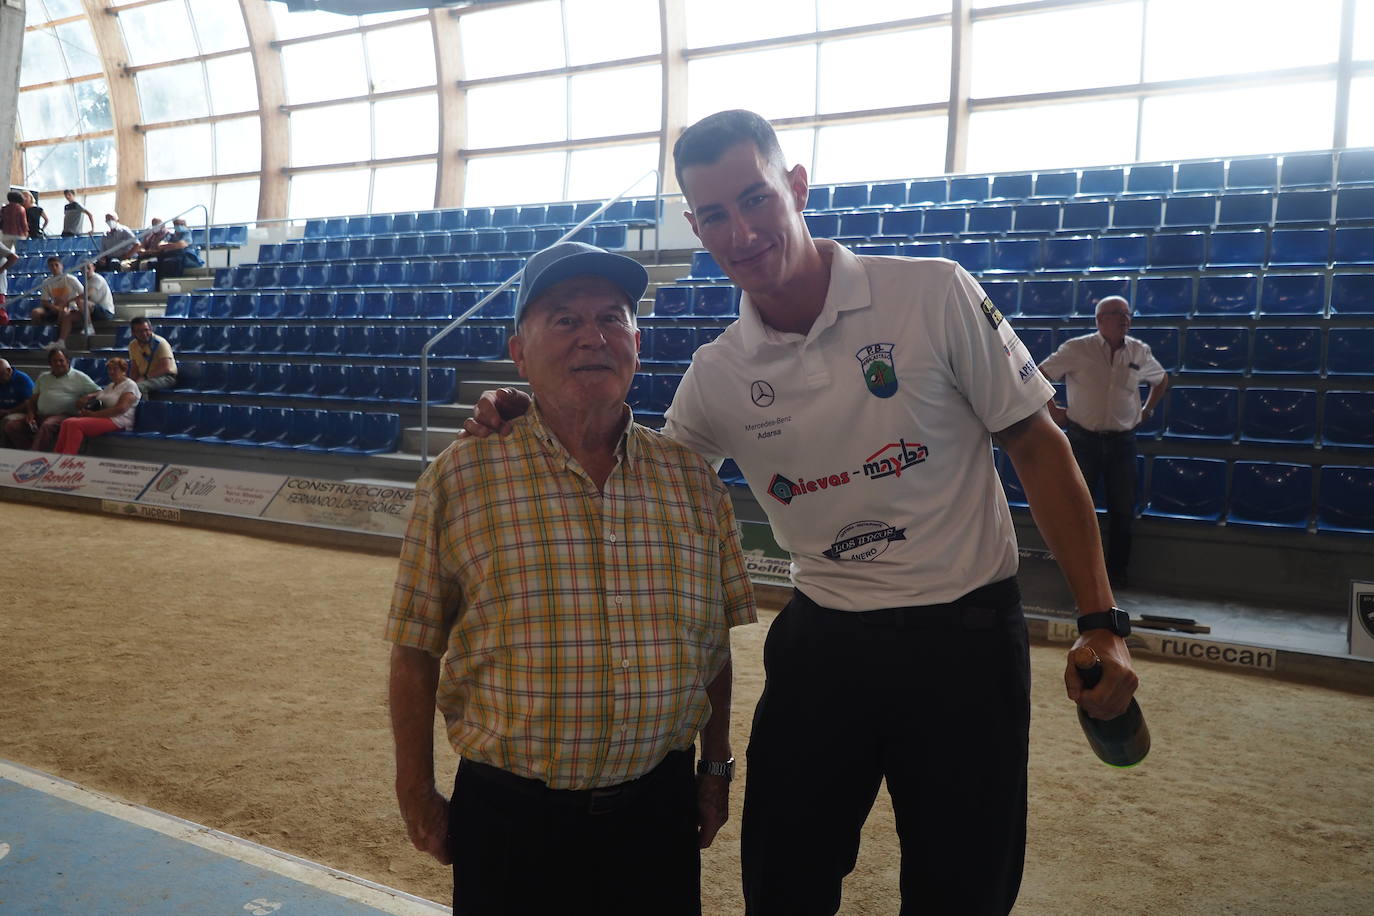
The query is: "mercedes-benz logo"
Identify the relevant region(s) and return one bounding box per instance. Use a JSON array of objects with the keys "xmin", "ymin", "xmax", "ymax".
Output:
[{"xmin": 751, "ymin": 380, "xmax": 775, "ymax": 407}]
